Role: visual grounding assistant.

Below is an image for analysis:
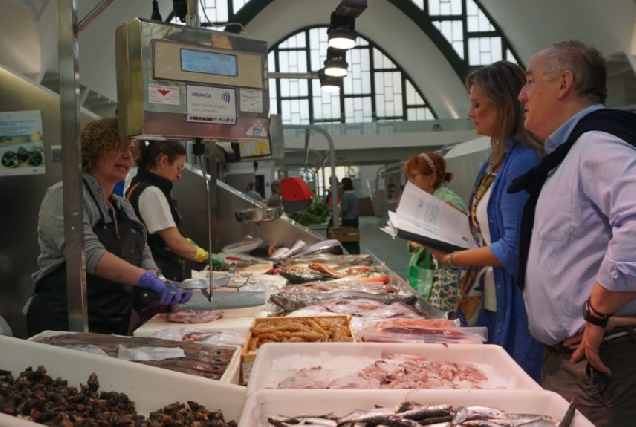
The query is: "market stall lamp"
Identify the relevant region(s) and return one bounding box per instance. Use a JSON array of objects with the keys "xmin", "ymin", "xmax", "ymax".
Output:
[
  {"xmin": 327, "ymin": 0, "xmax": 367, "ymax": 50},
  {"xmin": 151, "ymin": 0, "xmax": 162, "ymax": 21},
  {"xmin": 324, "ymin": 47, "xmax": 349, "ymax": 77},
  {"xmin": 319, "ymin": 69, "xmax": 342, "ymax": 92}
]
